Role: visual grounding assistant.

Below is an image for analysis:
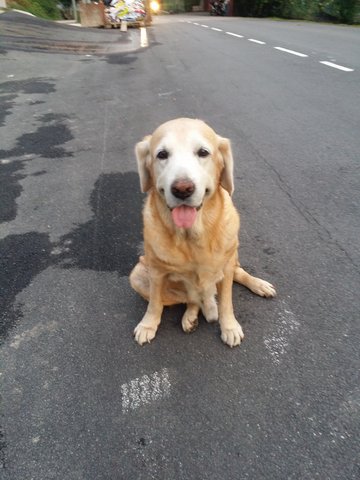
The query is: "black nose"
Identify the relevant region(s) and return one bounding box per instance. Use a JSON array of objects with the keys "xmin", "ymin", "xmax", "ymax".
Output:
[{"xmin": 171, "ymin": 179, "xmax": 195, "ymax": 200}]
